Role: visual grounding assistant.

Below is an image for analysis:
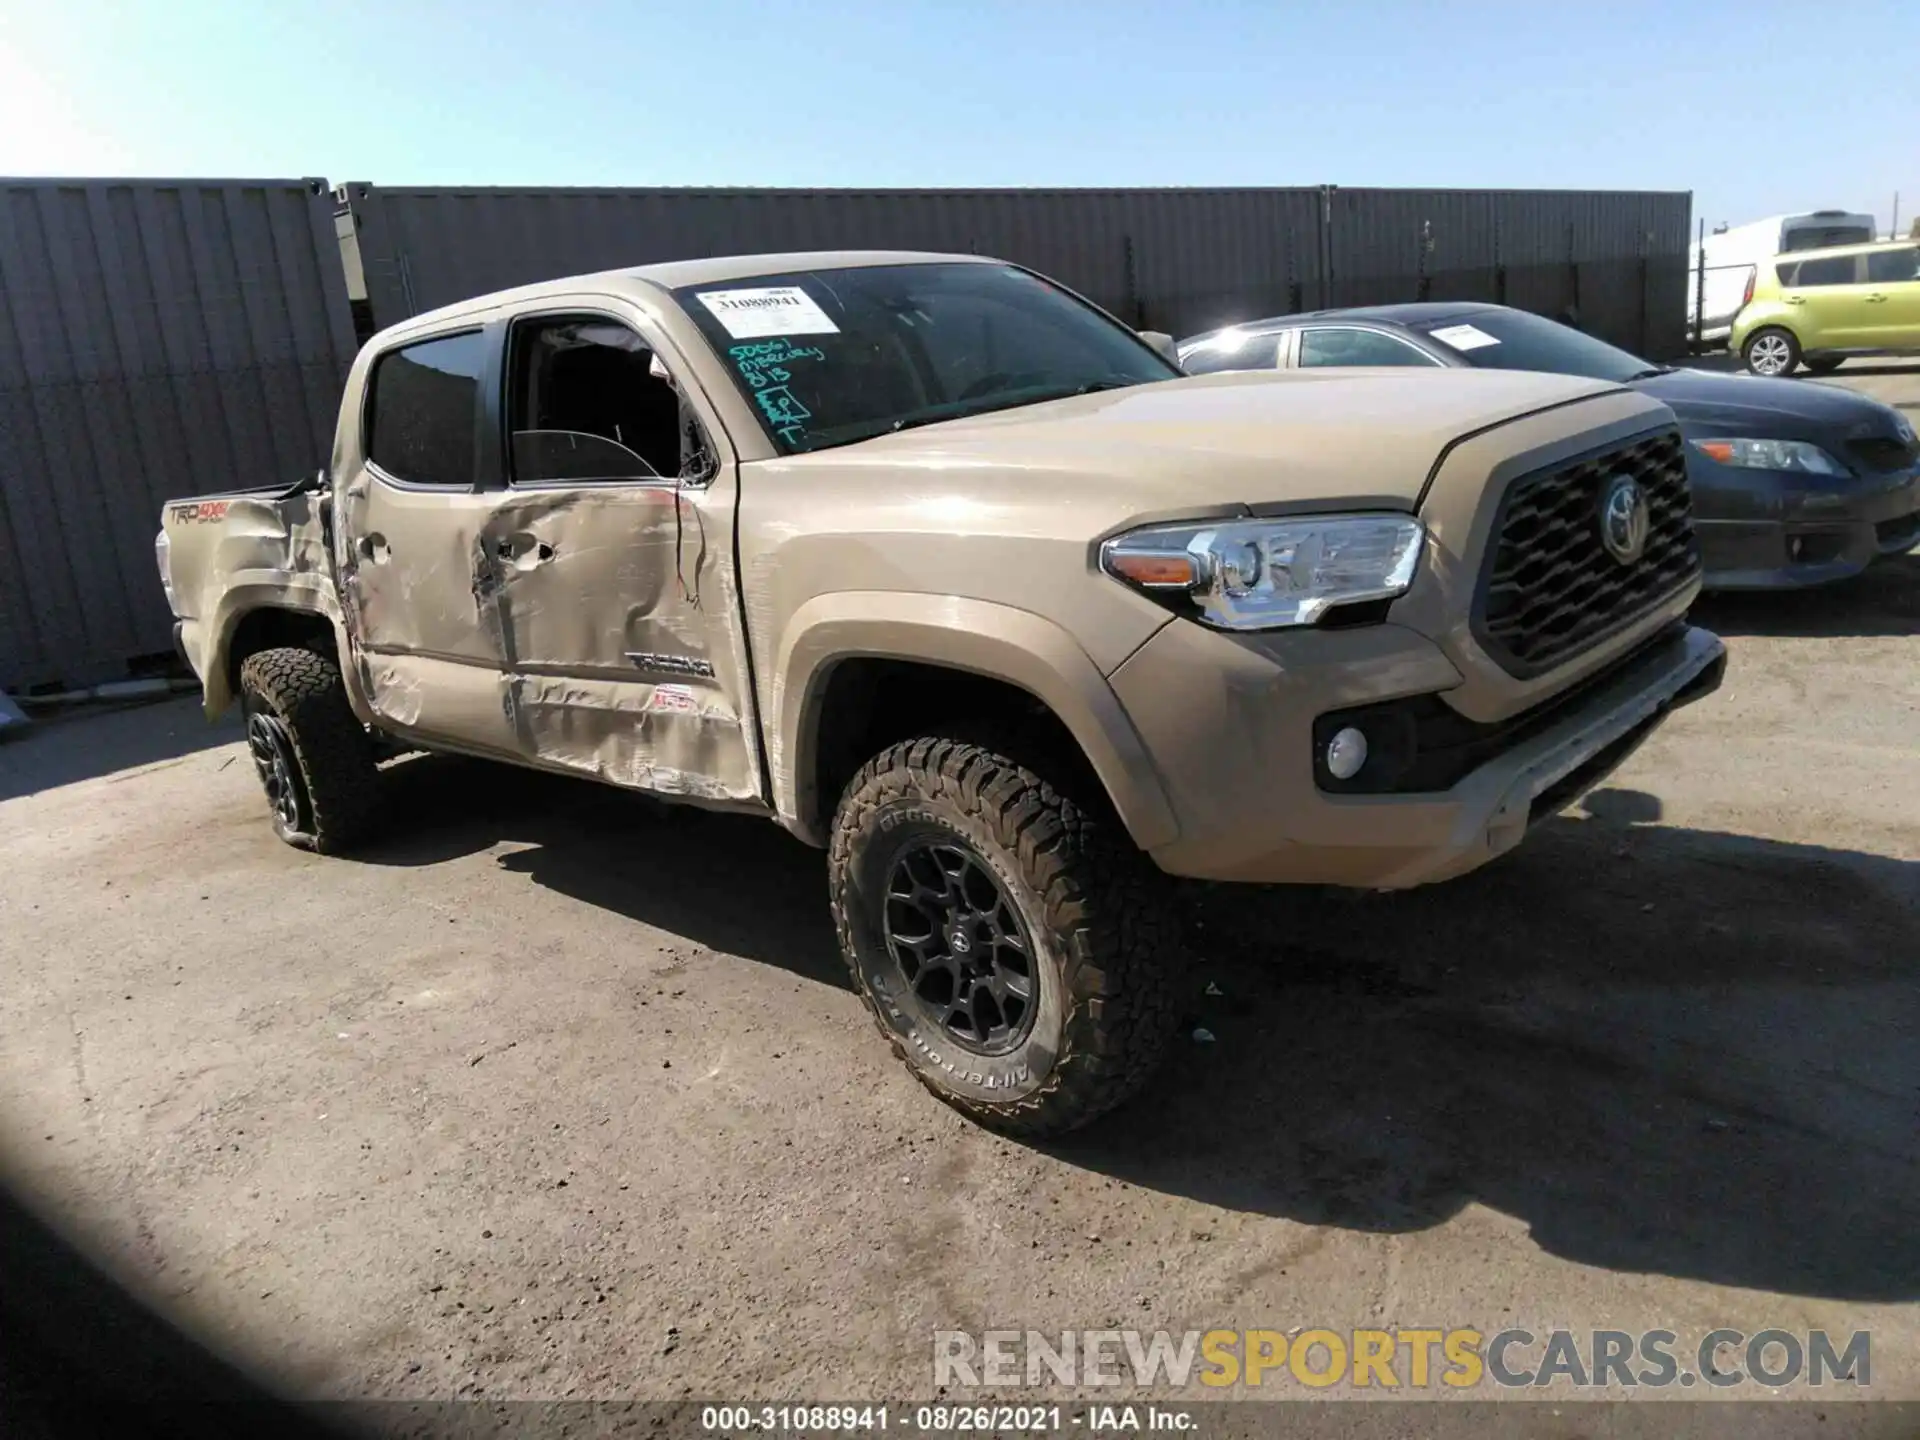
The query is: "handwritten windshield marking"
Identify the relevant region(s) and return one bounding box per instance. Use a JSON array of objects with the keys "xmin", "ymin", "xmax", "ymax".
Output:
[{"xmin": 730, "ymin": 339, "xmax": 826, "ymax": 447}]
